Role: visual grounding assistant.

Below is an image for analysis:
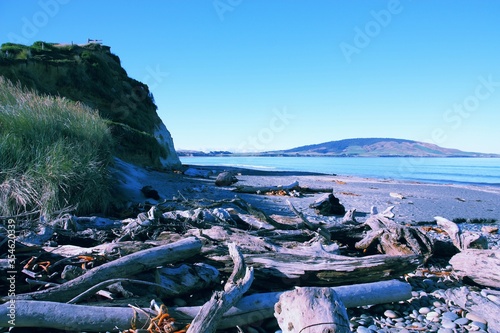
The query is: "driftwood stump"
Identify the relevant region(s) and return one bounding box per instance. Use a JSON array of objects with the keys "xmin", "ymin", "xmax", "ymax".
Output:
[
  {"xmin": 449, "ymin": 249, "xmax": 500, "ymax": 288},
  {"xmin": 274, "ymin": 287, "xmax": 350, "ymax": 333}
]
